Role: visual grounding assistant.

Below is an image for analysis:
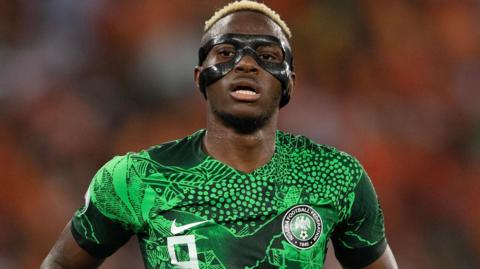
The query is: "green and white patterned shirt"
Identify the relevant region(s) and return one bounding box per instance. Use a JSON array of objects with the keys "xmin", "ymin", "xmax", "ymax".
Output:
[{"xmin": 71, "ymin": 129, "xmax": 386, "ymax": 268}]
